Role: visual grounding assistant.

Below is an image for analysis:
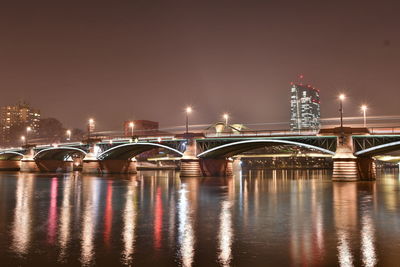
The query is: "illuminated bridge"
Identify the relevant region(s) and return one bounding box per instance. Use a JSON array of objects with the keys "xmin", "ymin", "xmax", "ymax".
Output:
[{"xmin": 1, "ymin": 127, "xmax": 400, "ymax": 181}]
